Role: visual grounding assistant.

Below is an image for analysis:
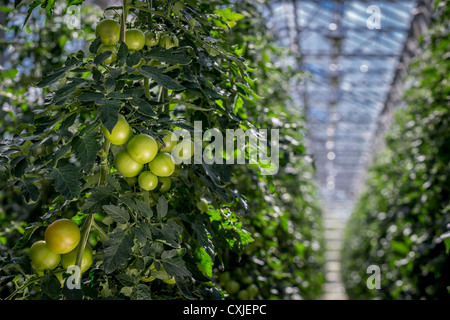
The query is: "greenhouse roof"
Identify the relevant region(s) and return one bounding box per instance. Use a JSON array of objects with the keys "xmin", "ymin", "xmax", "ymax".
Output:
[{"xmin": 267, "ymin": 0, "xmax": 426, "ymax": 204}]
